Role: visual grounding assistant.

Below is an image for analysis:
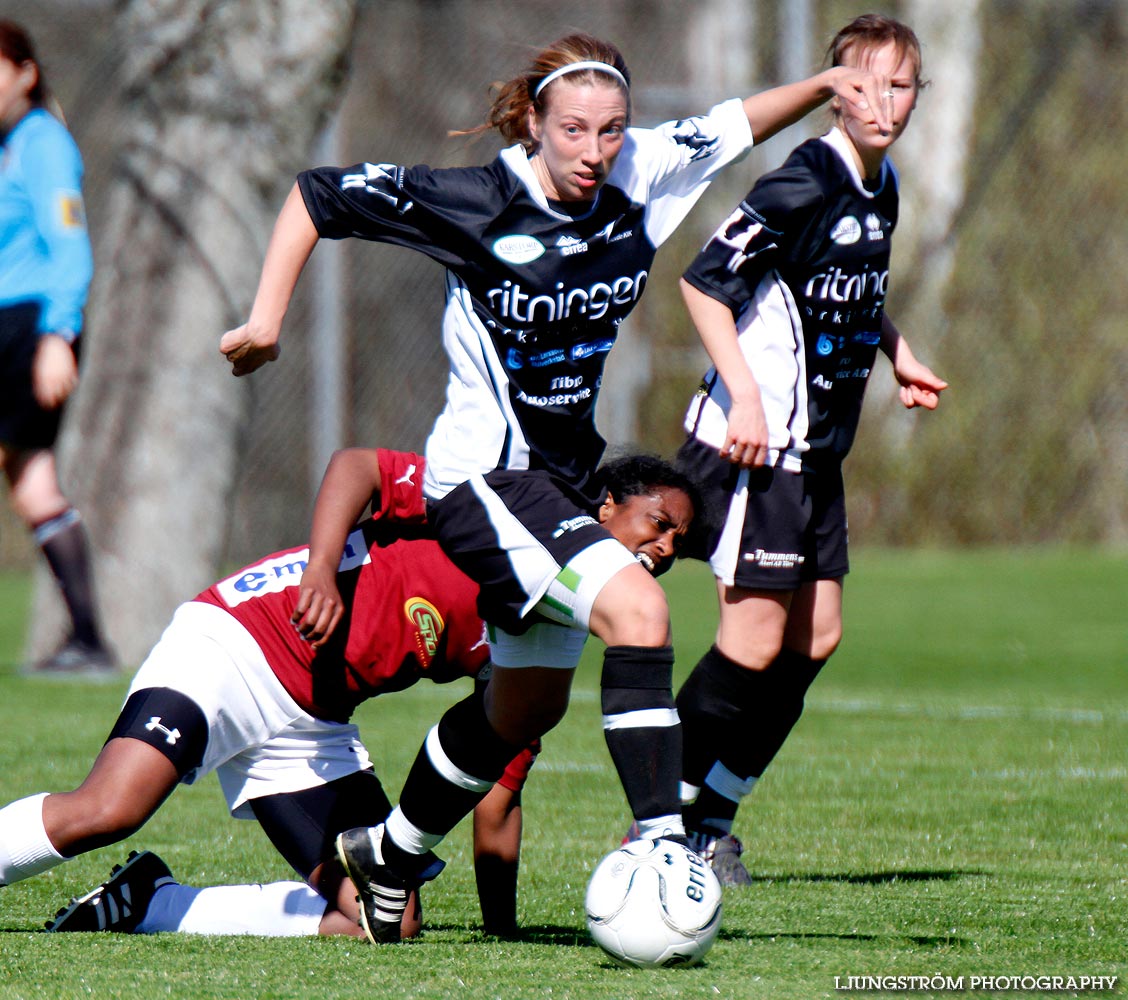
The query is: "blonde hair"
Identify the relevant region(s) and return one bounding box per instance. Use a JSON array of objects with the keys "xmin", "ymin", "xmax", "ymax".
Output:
[{"xmin": 453, "ymin": 33, "xmax": 631, "ymax": 151}]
